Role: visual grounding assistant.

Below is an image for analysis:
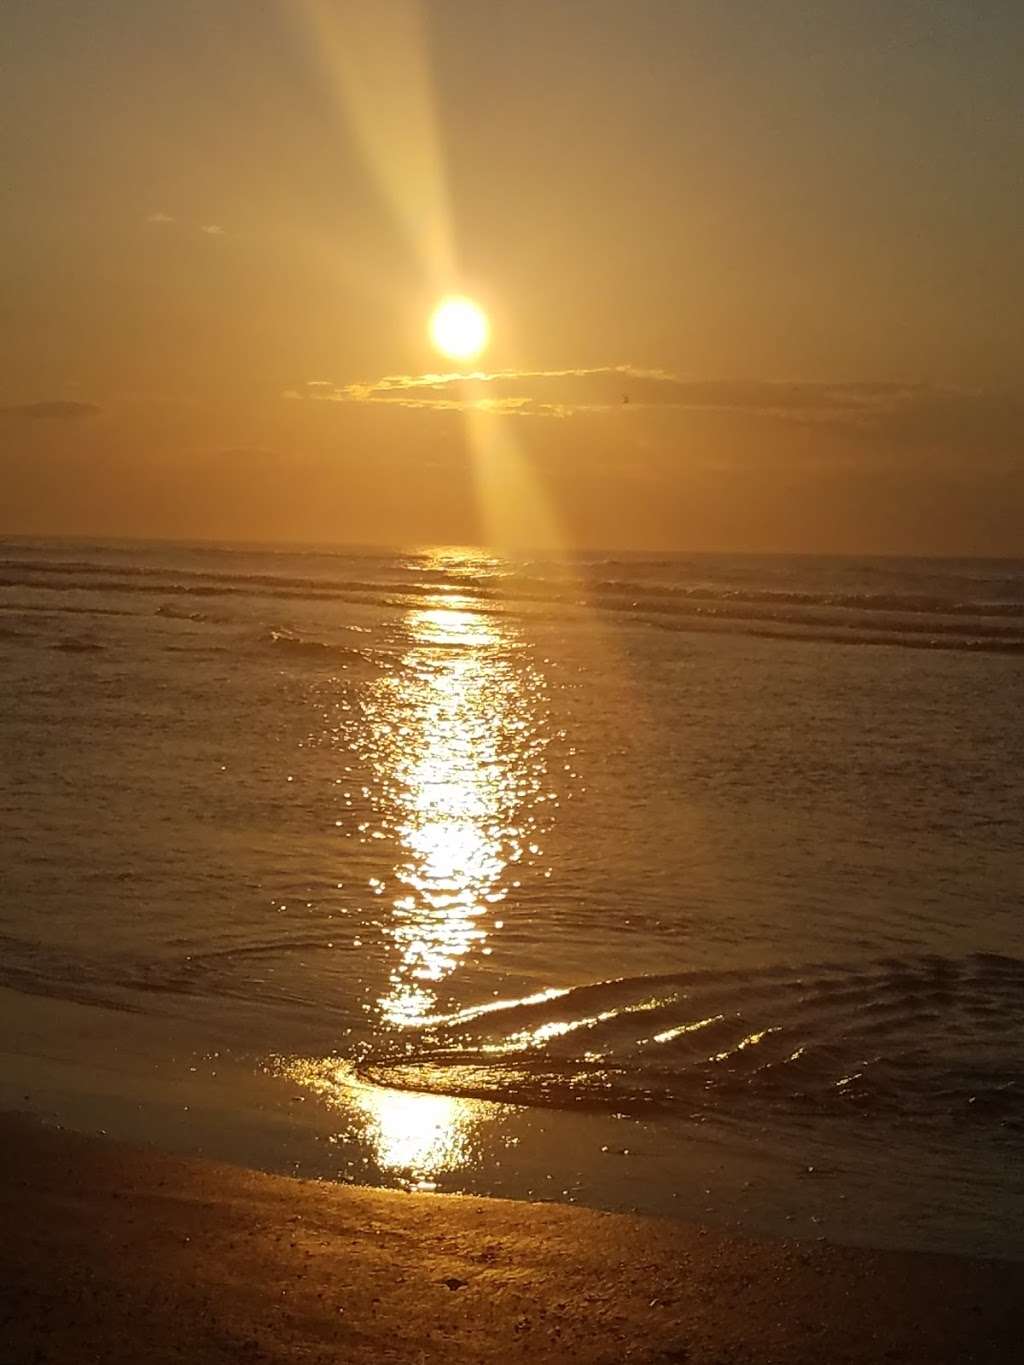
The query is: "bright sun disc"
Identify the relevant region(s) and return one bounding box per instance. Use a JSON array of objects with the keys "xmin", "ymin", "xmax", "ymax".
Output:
[{"xmin": 430, "ymin": 296, "xmax": 489, "ymax": 363}]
